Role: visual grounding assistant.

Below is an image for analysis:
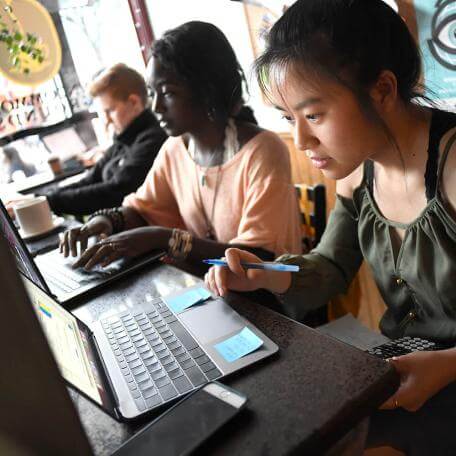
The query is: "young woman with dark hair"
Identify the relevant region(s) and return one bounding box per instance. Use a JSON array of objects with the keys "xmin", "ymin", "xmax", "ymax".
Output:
[
  {"xmin": 204, "ymin": 1, "xmax": 456, "ymax": 453},
  {"xmin": 60, "ymin": 21, "xmax": 301, "ymax": 269}
]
